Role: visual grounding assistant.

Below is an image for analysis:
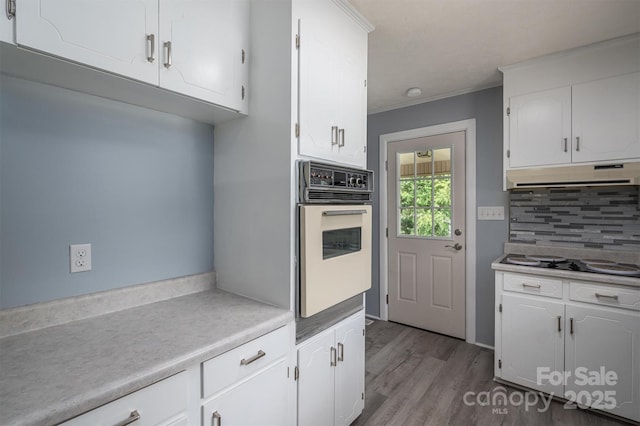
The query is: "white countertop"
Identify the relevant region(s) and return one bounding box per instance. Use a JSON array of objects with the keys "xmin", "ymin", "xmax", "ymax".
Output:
[
  {"xmin": 0, "ymin": 289, "xmax": 293, "ymax": 426},
  {"xmin": 492, "ymin": 253, "xmax": 640, "ymax": 288}
]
